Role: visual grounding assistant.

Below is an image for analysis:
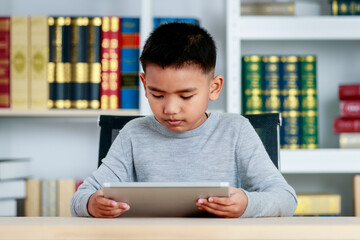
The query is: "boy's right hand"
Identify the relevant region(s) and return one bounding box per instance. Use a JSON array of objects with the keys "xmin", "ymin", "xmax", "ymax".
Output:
[{"xmin": 88, "ymin": 190, "xmax": 130, "ymax": 218}]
